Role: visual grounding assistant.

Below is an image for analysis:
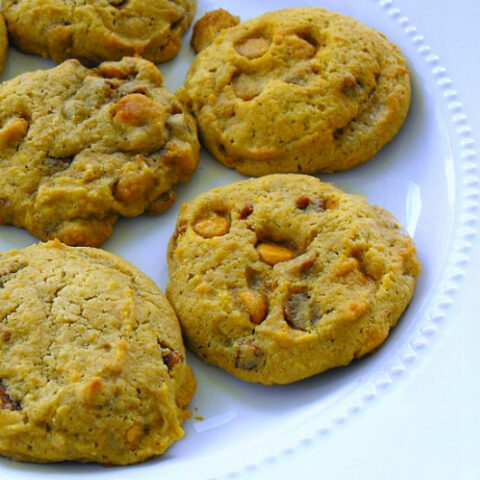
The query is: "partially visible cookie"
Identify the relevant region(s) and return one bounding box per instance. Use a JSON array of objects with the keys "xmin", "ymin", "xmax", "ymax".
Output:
[
  {"xmin": 0, "ymin": 13, "xmax": 7, "ymax": 74},
  {"xmin": 2, "ymin": 0, "xmax": 196, "ymax": 65},
  {"xmin": 167, "ymin": 174, "xmax": 421, "ymax": 385},
  {"xmin": 0, "ymin": 56, "xmax": 200, "ymax": 246},
  {"xmin": 0, "ymin": 240, "xmax": 196, "ymax": 464},
  {"xmin": 191, "ymin": 9, "xmax": 240, "ymax": 54},
  {"xmin": 181, "ymin": 7, "xmax": 411, "ymax": 176}
]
